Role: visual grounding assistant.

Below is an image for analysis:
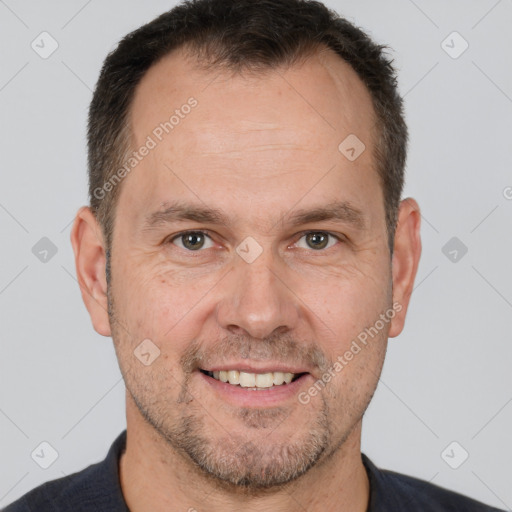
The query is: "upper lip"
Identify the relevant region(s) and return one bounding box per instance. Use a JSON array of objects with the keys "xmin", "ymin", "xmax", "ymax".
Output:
[{"xmin": 199, "ymin": 362, "xmax": 311, "ymax": 374}]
